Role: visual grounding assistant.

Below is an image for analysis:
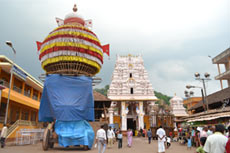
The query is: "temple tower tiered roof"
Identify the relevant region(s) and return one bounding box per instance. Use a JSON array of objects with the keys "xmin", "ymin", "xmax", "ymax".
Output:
[{"xmin": 107, "ymin": 54, "xmax": 157, "ymax": 101}]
